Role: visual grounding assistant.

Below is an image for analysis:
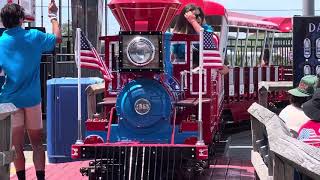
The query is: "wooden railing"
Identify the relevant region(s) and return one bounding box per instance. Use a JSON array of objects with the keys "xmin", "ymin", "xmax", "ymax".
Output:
[
  {"xmin": 0, "ymin": 103, "xmax": 17, "ymax": 180},
  {"xmin": 249, "ymin": 102, "xmax": 320, "ymax": 180}
]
